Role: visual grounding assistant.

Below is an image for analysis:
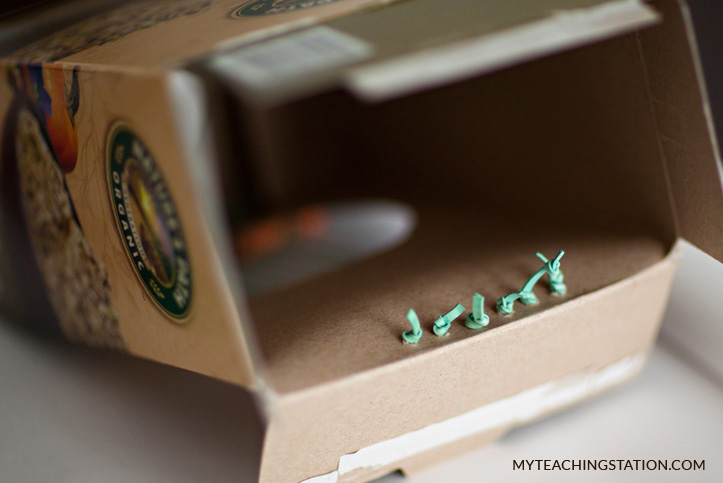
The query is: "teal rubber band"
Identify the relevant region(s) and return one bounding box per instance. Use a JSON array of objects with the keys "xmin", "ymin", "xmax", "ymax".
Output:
[
  {"xmin": 402, "ymin": 308, "xmax": 423, "ymax": 344},
  {"xmin": 433, "ymin": 303, "xmax": 465, "ymax": 336},
  {"xmin": 465, "ymin": 293, "xmax": 489, "ymax": 330},
  {"xmin": 497, "ymin": 250, "xmax": 567, "ymax": 315}
]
